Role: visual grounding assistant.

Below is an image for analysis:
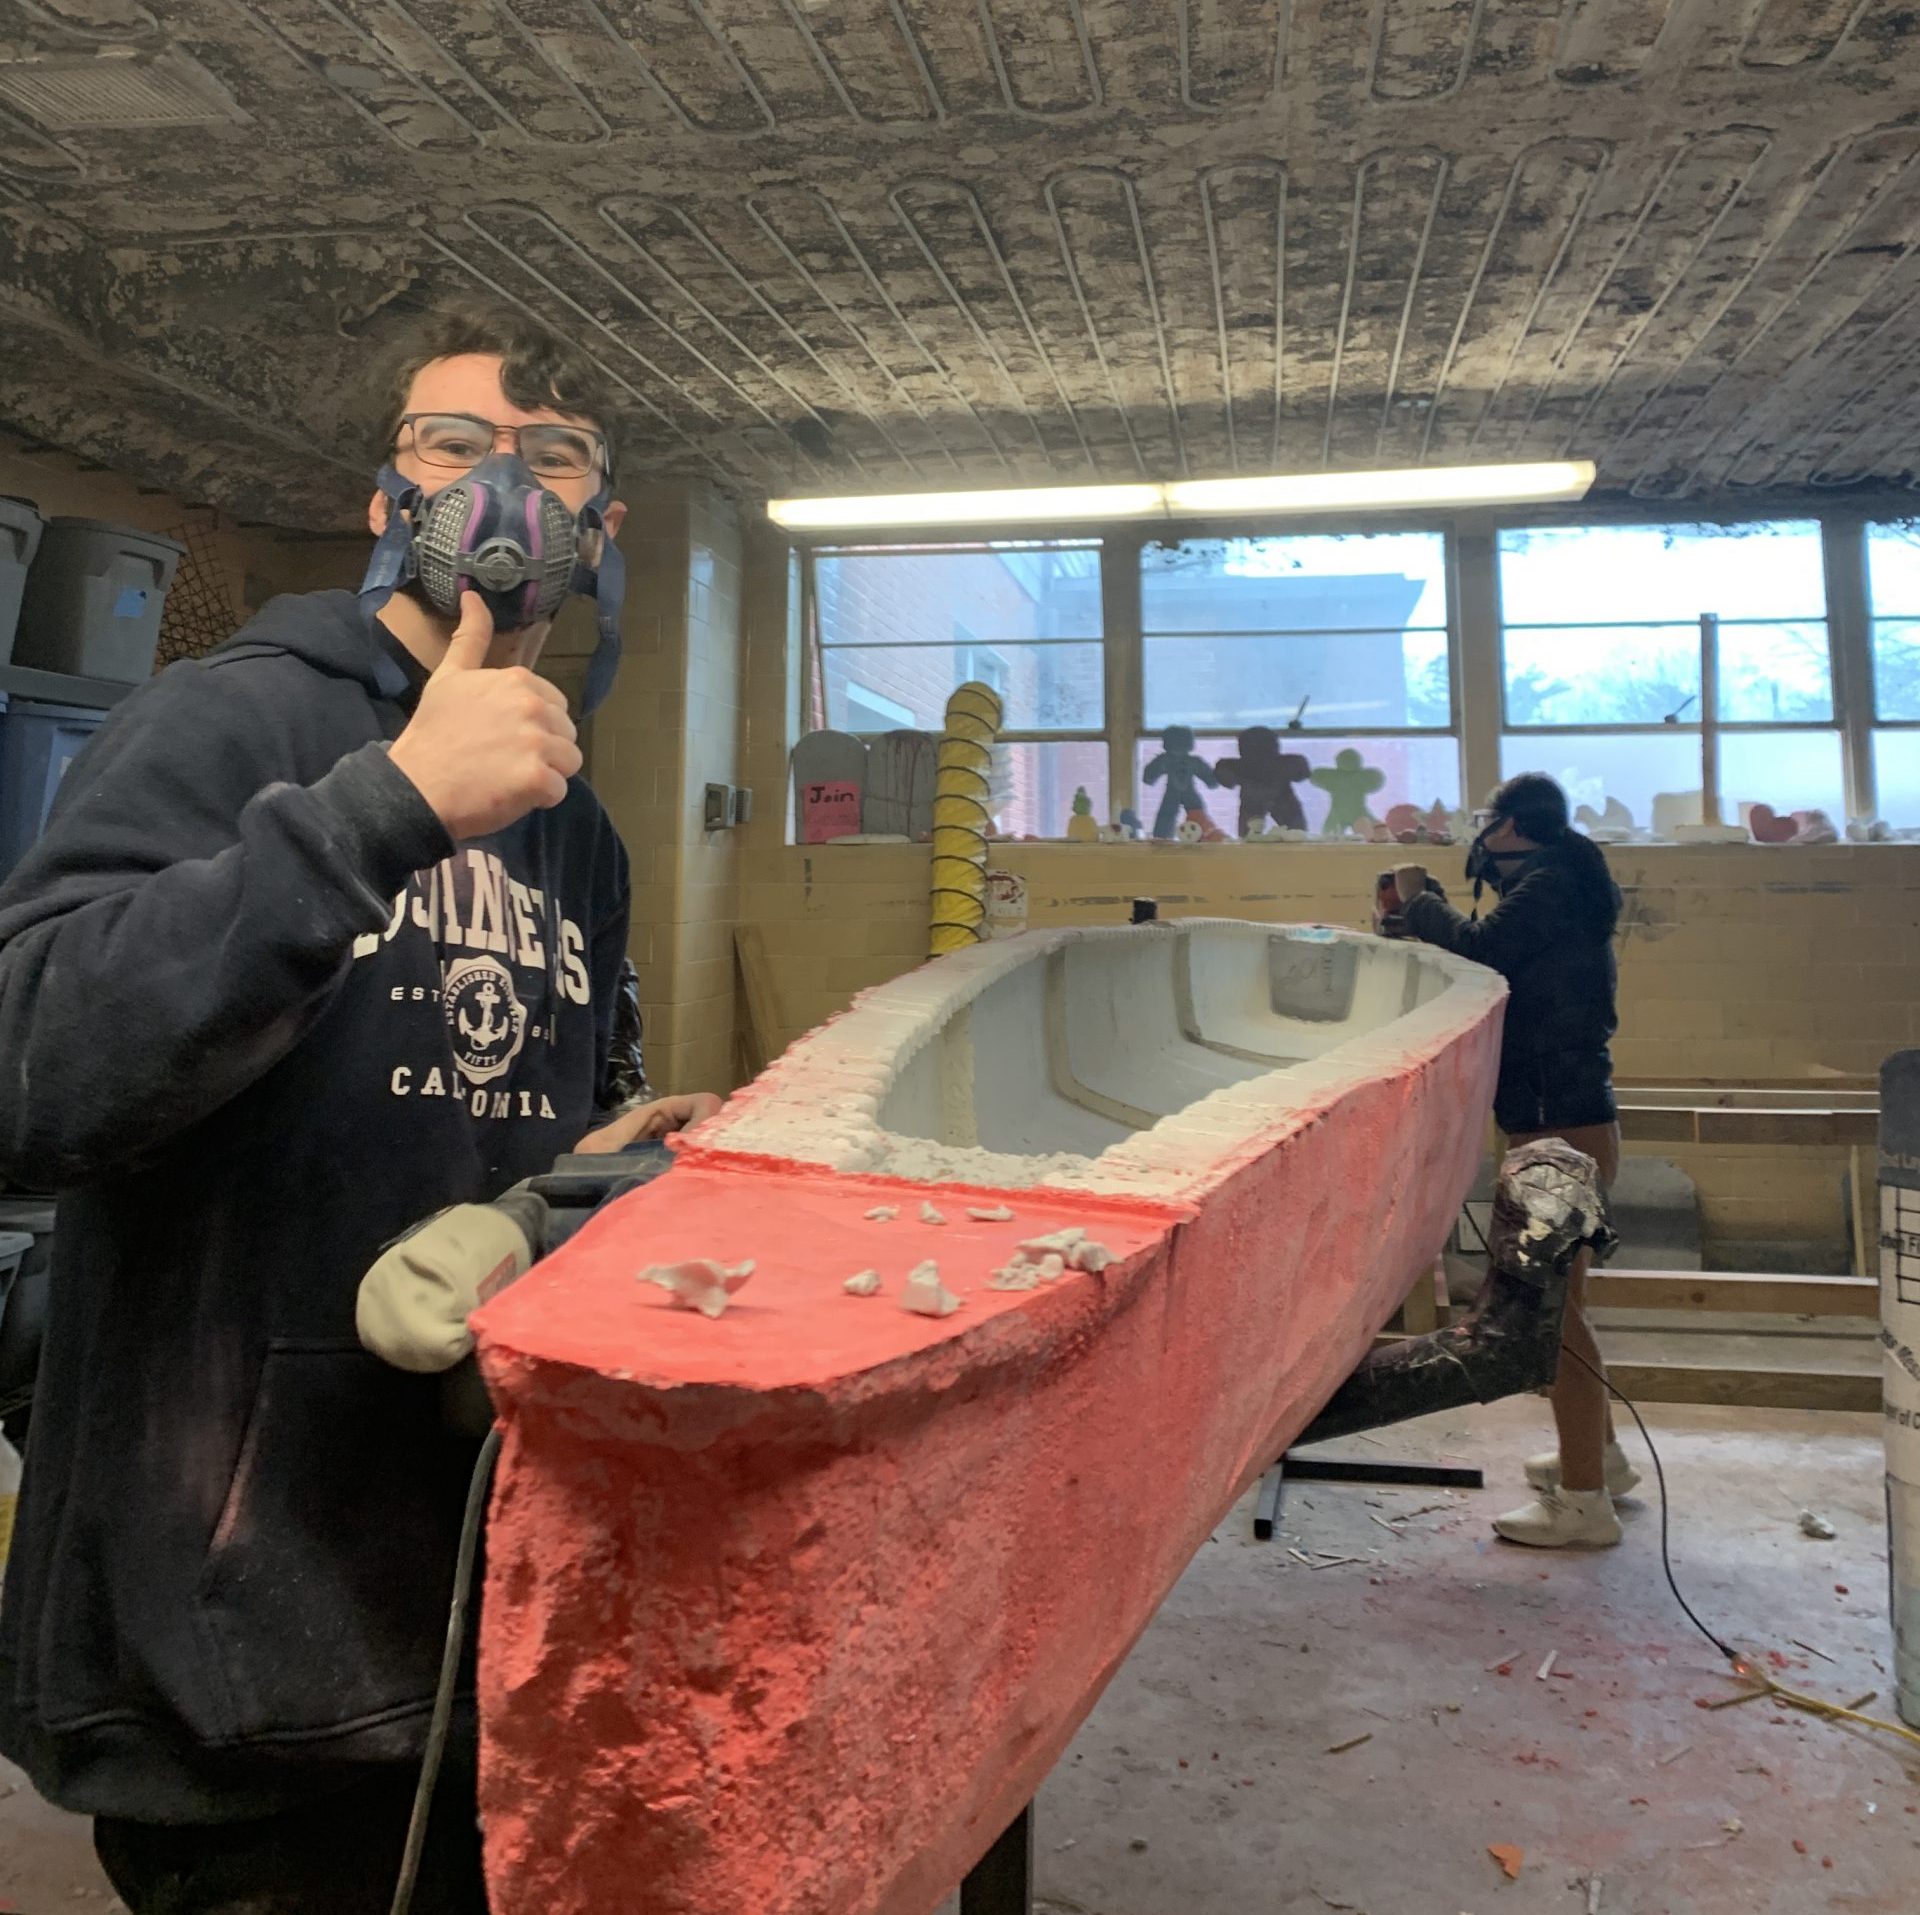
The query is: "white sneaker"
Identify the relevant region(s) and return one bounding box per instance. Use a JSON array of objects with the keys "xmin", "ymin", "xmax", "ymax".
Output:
[
  {"xmin": 1493, "ymin": 1486, "xmax": 1622, "ymax": 1549},
  {"xmin": 1524, "ymin": 1442, "xmax": 1640, "ymax": 1498}
]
